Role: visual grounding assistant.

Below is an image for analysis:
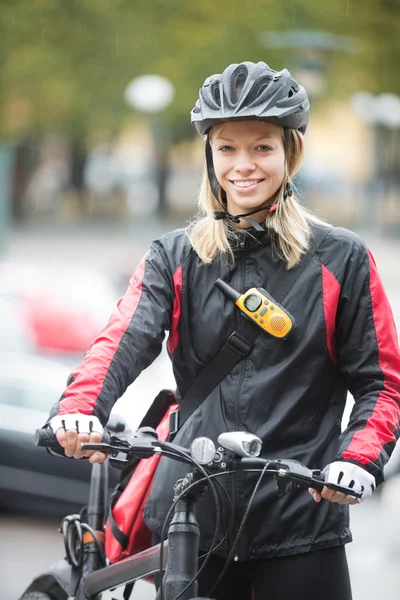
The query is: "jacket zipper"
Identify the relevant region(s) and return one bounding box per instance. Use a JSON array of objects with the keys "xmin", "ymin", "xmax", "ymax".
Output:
[{"xmin": 231, "ymin": 249, "xmax": 247, "ymax": 561}]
